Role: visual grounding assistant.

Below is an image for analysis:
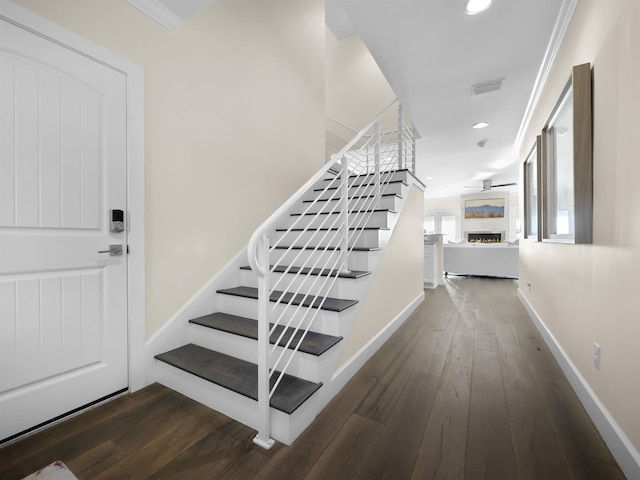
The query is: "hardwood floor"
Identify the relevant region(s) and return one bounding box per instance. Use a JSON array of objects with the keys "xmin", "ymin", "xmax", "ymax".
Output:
[{"xmin": 0, "ymin": 277, "xmax": 626, "ymax": 479}]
